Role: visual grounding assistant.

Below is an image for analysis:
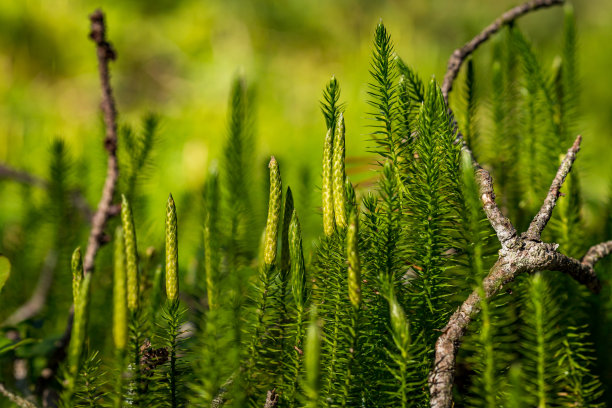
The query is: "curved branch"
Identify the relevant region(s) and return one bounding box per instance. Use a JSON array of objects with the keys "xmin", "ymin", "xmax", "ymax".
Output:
[
  {"xmin": 582, "ymin": 240, "xmax": 612, "ymax": 267},
  {"xmin": 441, "ymin": 0, "xmax": 564, "ymax": 103},
  {"xmin": 525, "ymin": 135, "xmax": 581, "ymax": 240}
]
